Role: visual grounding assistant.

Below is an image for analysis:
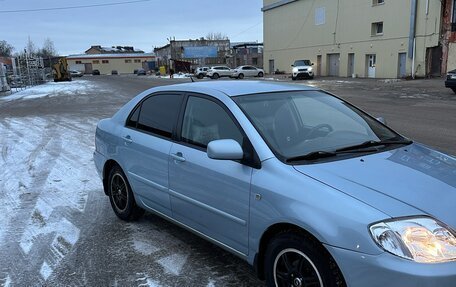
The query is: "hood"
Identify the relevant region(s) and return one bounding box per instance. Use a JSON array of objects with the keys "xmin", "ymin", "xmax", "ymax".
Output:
[{"xmin": 293, "ymin": 143, "xmax": 456, "ymax": 229}]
